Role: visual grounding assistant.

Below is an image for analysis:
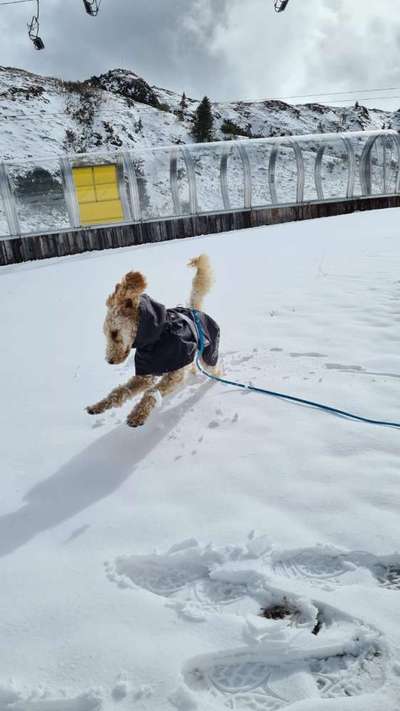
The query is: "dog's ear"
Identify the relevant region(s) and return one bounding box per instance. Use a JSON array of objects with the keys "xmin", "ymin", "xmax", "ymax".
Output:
[
  {"xmin": 106, "ymin": 272, "xmax": 146, "ymax": 308},
  {"xmin": 120, "ymin": 296, "xmax": 135, "ymax": 317},
  {"xmin": 123, "ymin": 271, "xmax": 147, "ymax": 294},
  {"xmin": 106, "ymin": 282, "xmax": 120, "ymax": 307}
]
